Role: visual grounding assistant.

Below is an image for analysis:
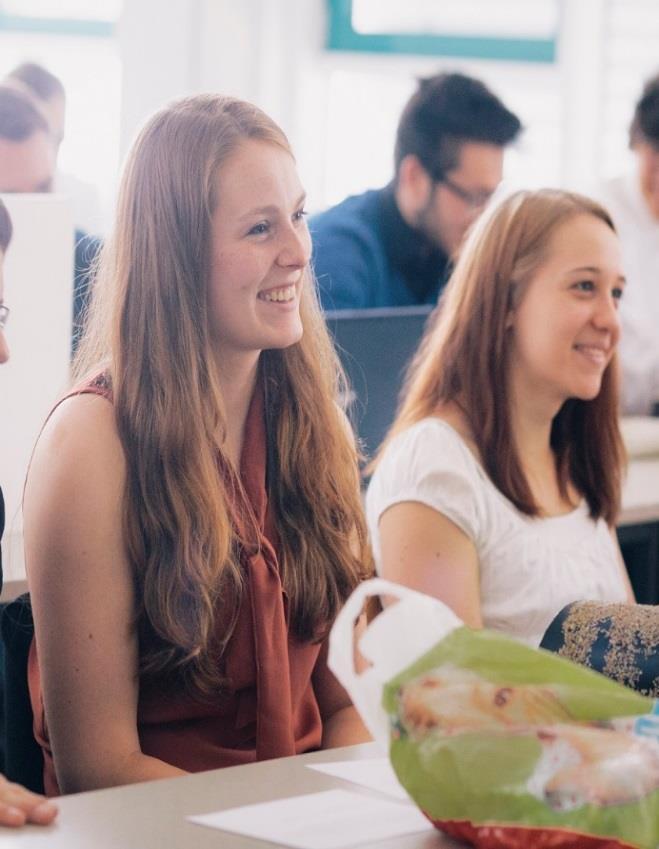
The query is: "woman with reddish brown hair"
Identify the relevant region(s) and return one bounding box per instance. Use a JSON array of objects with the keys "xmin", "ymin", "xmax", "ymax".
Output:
[
  {"xmin": 23, "ymin": 95, "xmax": 370, "ymax": 796},
  {"xmin": 366, "ymin": 189, "xmax": 634, "ymax": 647}
]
